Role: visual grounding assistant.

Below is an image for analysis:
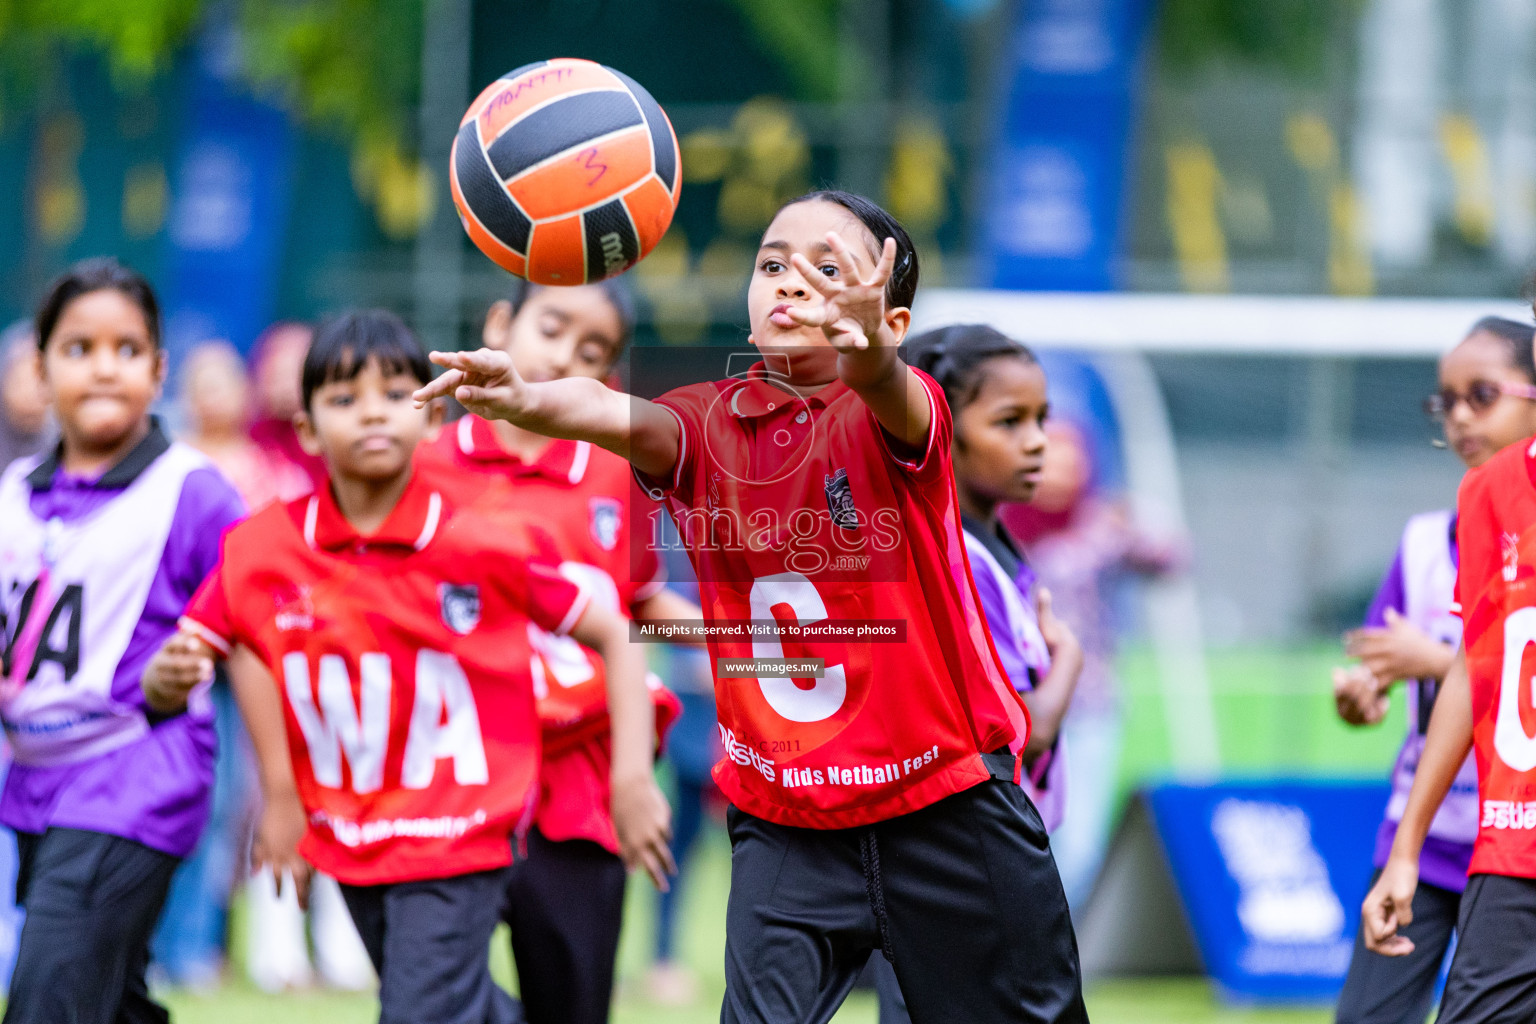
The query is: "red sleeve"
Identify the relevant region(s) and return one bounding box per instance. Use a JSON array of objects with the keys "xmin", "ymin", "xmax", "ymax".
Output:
[
  {"xmin": 628, "ymin": 528, "xmax": 666, "ymax": 605},
  {"xmin": 1454, "ymin": 462, "xmax": 1498, "ymax": 627},
  {"xmin": 632, "ymin": 386, "xmax": 709, "ymax": 504},
  {"xmin": 180, "ymin": 563, "xmax": 236, "ymax": 655},
  {"xmin": 525, "ymin": 560, "xmax": 593, "ymax": 637},
  {"xmin": 872, "ymin": 367, "xmax": 950, "ymax": 480}
]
